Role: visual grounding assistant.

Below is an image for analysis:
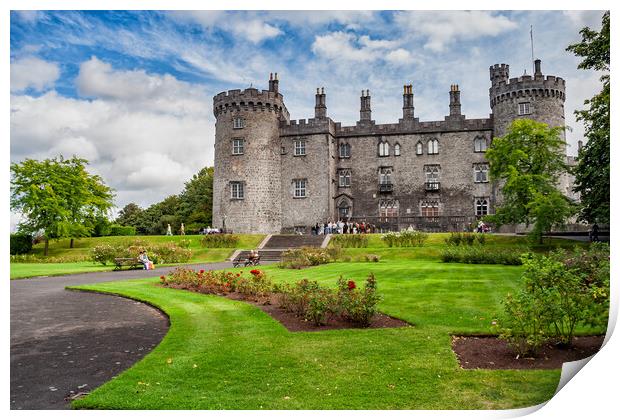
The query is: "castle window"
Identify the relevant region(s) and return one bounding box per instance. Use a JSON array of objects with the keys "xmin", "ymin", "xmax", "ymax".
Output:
[
  {"xmin": 378, "ymin": 140, "xmax": 390, "ymax": 157},
  {"xmin": 424, "ymin": 165, "xmax": 440, "ymax": 190},
  {"xmin": 379, "ymin": 199, "xmax": 399, "ymax": 218},
  {"xmin": 420, "ymin": 200, "xmax": 440, "ymax": 217},
  {"xmin": 379, "ymin": 167, "xmax": 392, "ymax": 185},
  {"xmin": 518, "ymin": 102, "xmax": 531, "ymax": 115},
  {"xmin": 394, "ymin": 143, "xmax": 401, "ymax": 156},
  {"xmin": 232, "ymin": 138, "xmax": 244, "ymax": 155},
  {"xmin": 474, "ymin": 136, "xmax": 488, "ymax": 152},
  {"xmin": 293, "ymin": 179, "xmax": 307, "ymax": 198},
  {"xmin": 474, "ymin": 163, "xmax": 489, "ymax": 183},
  {"xmin": 427, "ymin": 139, "xmax": 439, "ymax": 155},
  {"xmin": 338, "ymin": 198, "xmax": 351, "ymax": 220},
  {"xmin": 233, "ymin": 117, "xmax": 244, "ymax": 129},
  {"xmin": 339, "ymin": 142, "xmax": 351, "ymax": 158},
  {"xmin": 230, "ymin": 182, "xmax": 244, "ymax": 200},
  {"xmin": 416, "ymin": 141, "xmax": 423, "ymax": 155},
  {"xmin": 338, "ymin": 169, "xmax": 351, "ymax": 188},
  {"xmin": 475, "ymin": 197, "xmax": 489, "ymax": 216},
  {"xmin": 294, "ymin": 139, "xmax": 306, "ymax": 156}
]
